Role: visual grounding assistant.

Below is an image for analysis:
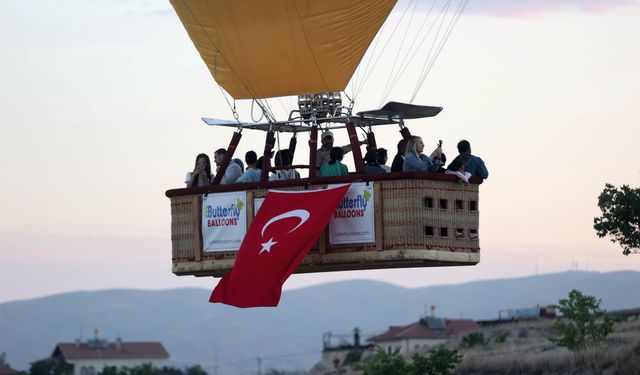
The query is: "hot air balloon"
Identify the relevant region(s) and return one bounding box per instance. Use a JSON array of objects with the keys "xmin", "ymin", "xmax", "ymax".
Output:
[{"xmin": 165, "ymin": 0, "xmax": 480, "ymax": 277}]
